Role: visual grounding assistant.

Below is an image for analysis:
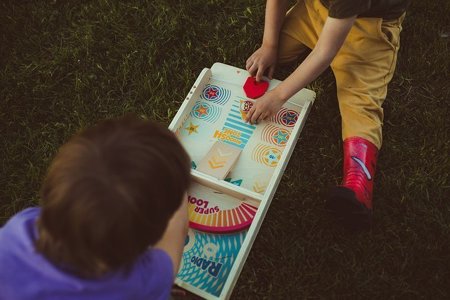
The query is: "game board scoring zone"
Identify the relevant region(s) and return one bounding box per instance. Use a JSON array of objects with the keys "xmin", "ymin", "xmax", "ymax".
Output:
[{"xmin": 187, "ymin": 183, "xmax": 258, "ymax": 233}]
